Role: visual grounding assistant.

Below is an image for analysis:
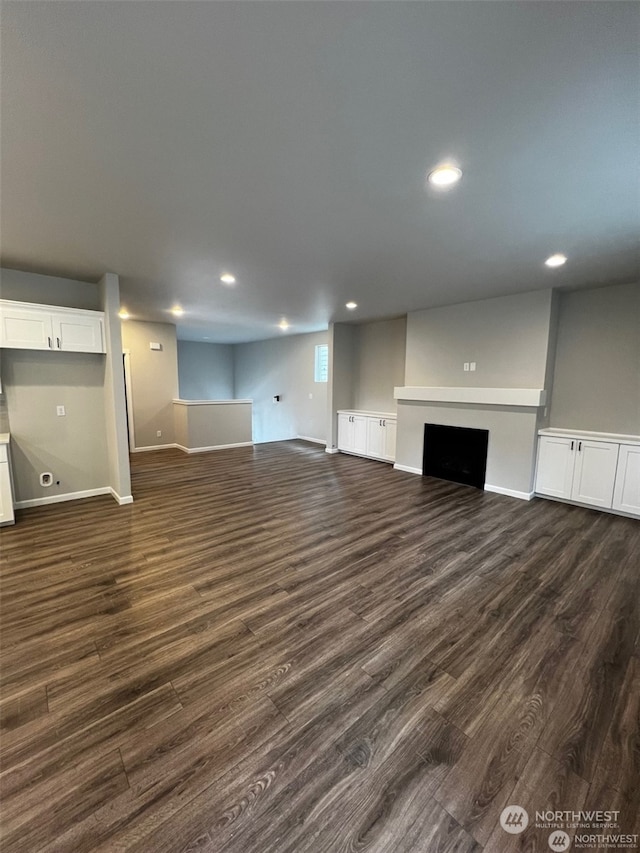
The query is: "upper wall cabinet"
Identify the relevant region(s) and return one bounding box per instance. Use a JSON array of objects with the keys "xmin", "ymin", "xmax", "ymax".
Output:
[{"xmin": 0, "ymin": 300, "xmax": 105, "ymax": 354}]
